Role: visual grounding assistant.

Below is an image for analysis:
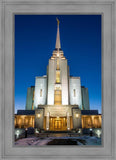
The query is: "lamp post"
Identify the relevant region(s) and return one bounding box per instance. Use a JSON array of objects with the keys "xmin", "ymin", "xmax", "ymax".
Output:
[
  {"xmin": 90, "ymin": 128, "xmax": 93, "ymax": 136},
  {"xmin": 16, "ymin": 130, "xmax": 20, "ymax": 139},
  {"xmin": 25, "ymin": 128, "xmax": 28, "ymax": 138}
]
